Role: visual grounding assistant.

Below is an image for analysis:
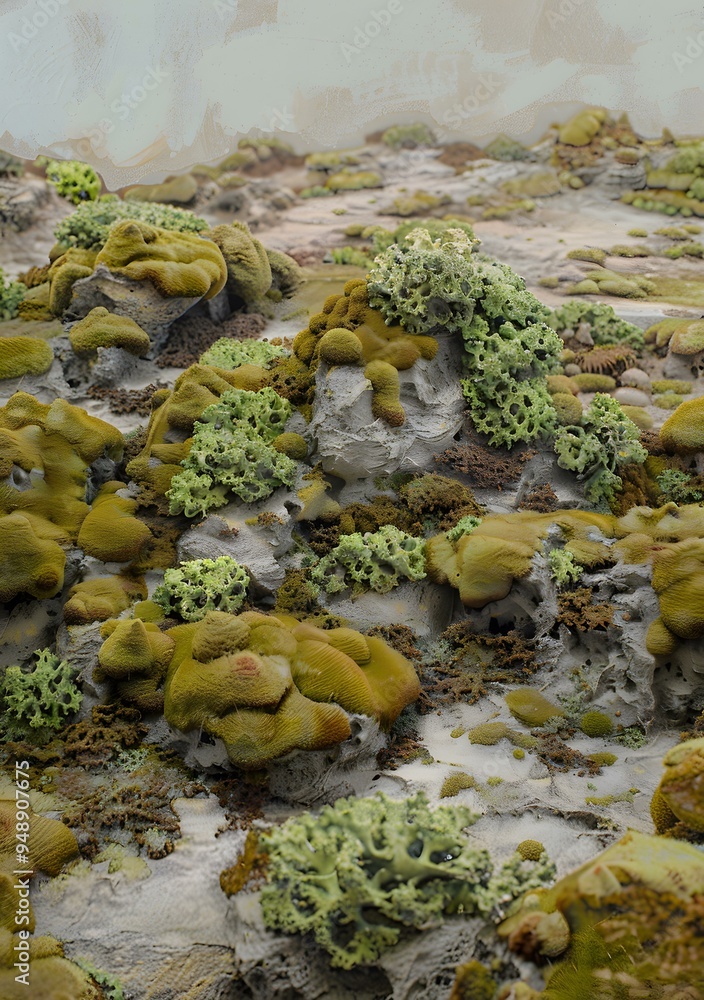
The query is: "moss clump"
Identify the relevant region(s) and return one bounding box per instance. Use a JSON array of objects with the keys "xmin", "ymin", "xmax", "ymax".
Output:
[
  {"xmin": 566, "ymin": 247, "xmax": 607, "ymax": 264},
  {"xmin": 69, "ymin": 307, "xmax": 151, "ymax": 357},
  {"xmin": 381, "ymin": 123, "xmax": 436, "ymax": 149},
  {"xmin": 468, "ymin": 721, "xmax": 510, "ymax": 745},
  {"xmin": 516, "ymin": 839, "xmax": 545, "ymax": 861},
  {"xmin": 579, "ymin": 710, "xmax": 614, "ymax": 737},
  {"xmin": 439, "ymin": 772, "xmax": 476, "ymax": 798},
  {"xmin": 449, "ymin": 959, "xmax": 497, "ymax": 1000},
  {"xmin": 505, "ymin": 689, "xmax": 565, "ymax": 728},
  {"xmin": 588, "ymin": 751, "xmax": 617, "ymax": 767},
  {"xmin": 41, "ymin": 157, "xmax": 101, "ymax": 204},
  {"xmin": 513, "ymin": 748, "xmax": 525, "ymax": 760},
  {"xmin": 0, "ymin": 336, "xmax": 53, "ymax": 379},
  {"xmin": 571, "ymin": 373, "xmax": 616, "ymax": 393},
  {"xmin": 651, "ymin": 379, "xmax": 692, "ymax": 395}
]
